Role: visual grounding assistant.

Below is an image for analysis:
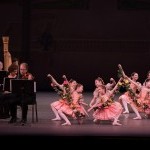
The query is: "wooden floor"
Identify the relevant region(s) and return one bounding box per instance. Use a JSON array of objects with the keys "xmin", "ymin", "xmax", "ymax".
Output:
[{"xmin": 0, "ymin": 92, "xmax": 150, "ymax": 138}]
